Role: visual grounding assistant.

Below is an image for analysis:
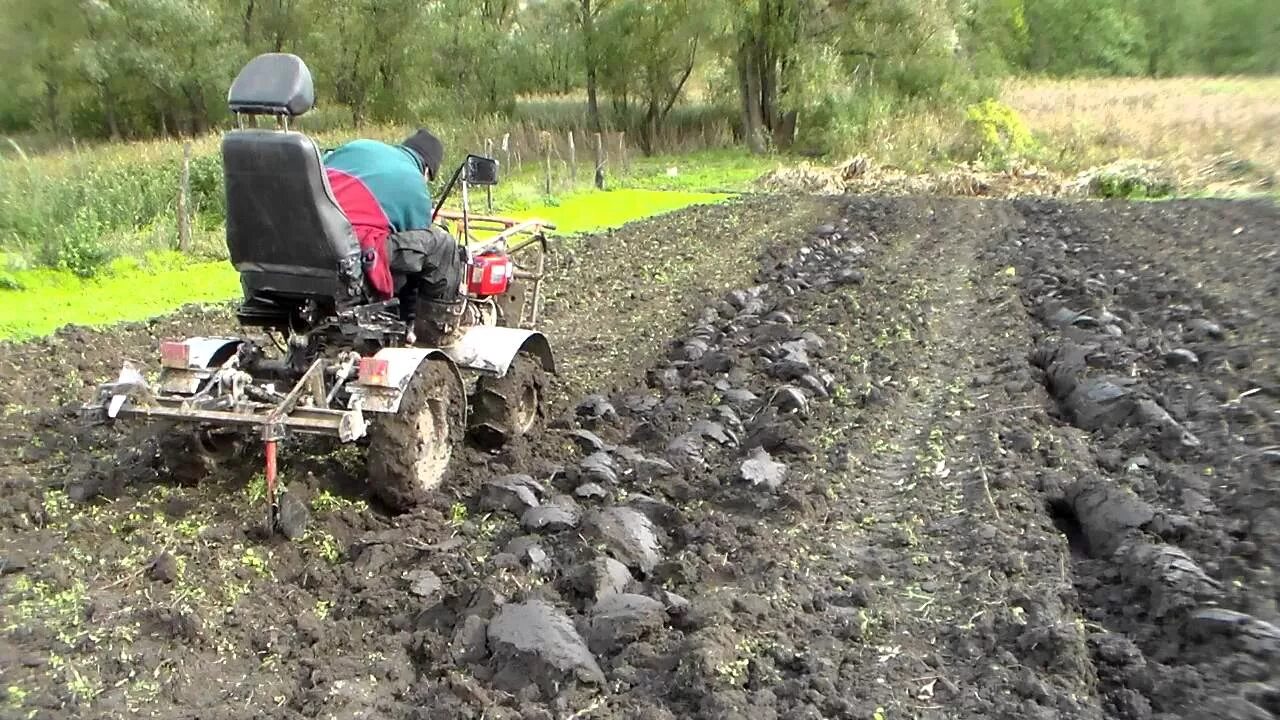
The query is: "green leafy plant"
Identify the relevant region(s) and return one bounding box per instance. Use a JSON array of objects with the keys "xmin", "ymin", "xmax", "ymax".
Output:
[{"xmin": 963, "ymin": 98, "xmax": 1036, "ymax": 165}]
